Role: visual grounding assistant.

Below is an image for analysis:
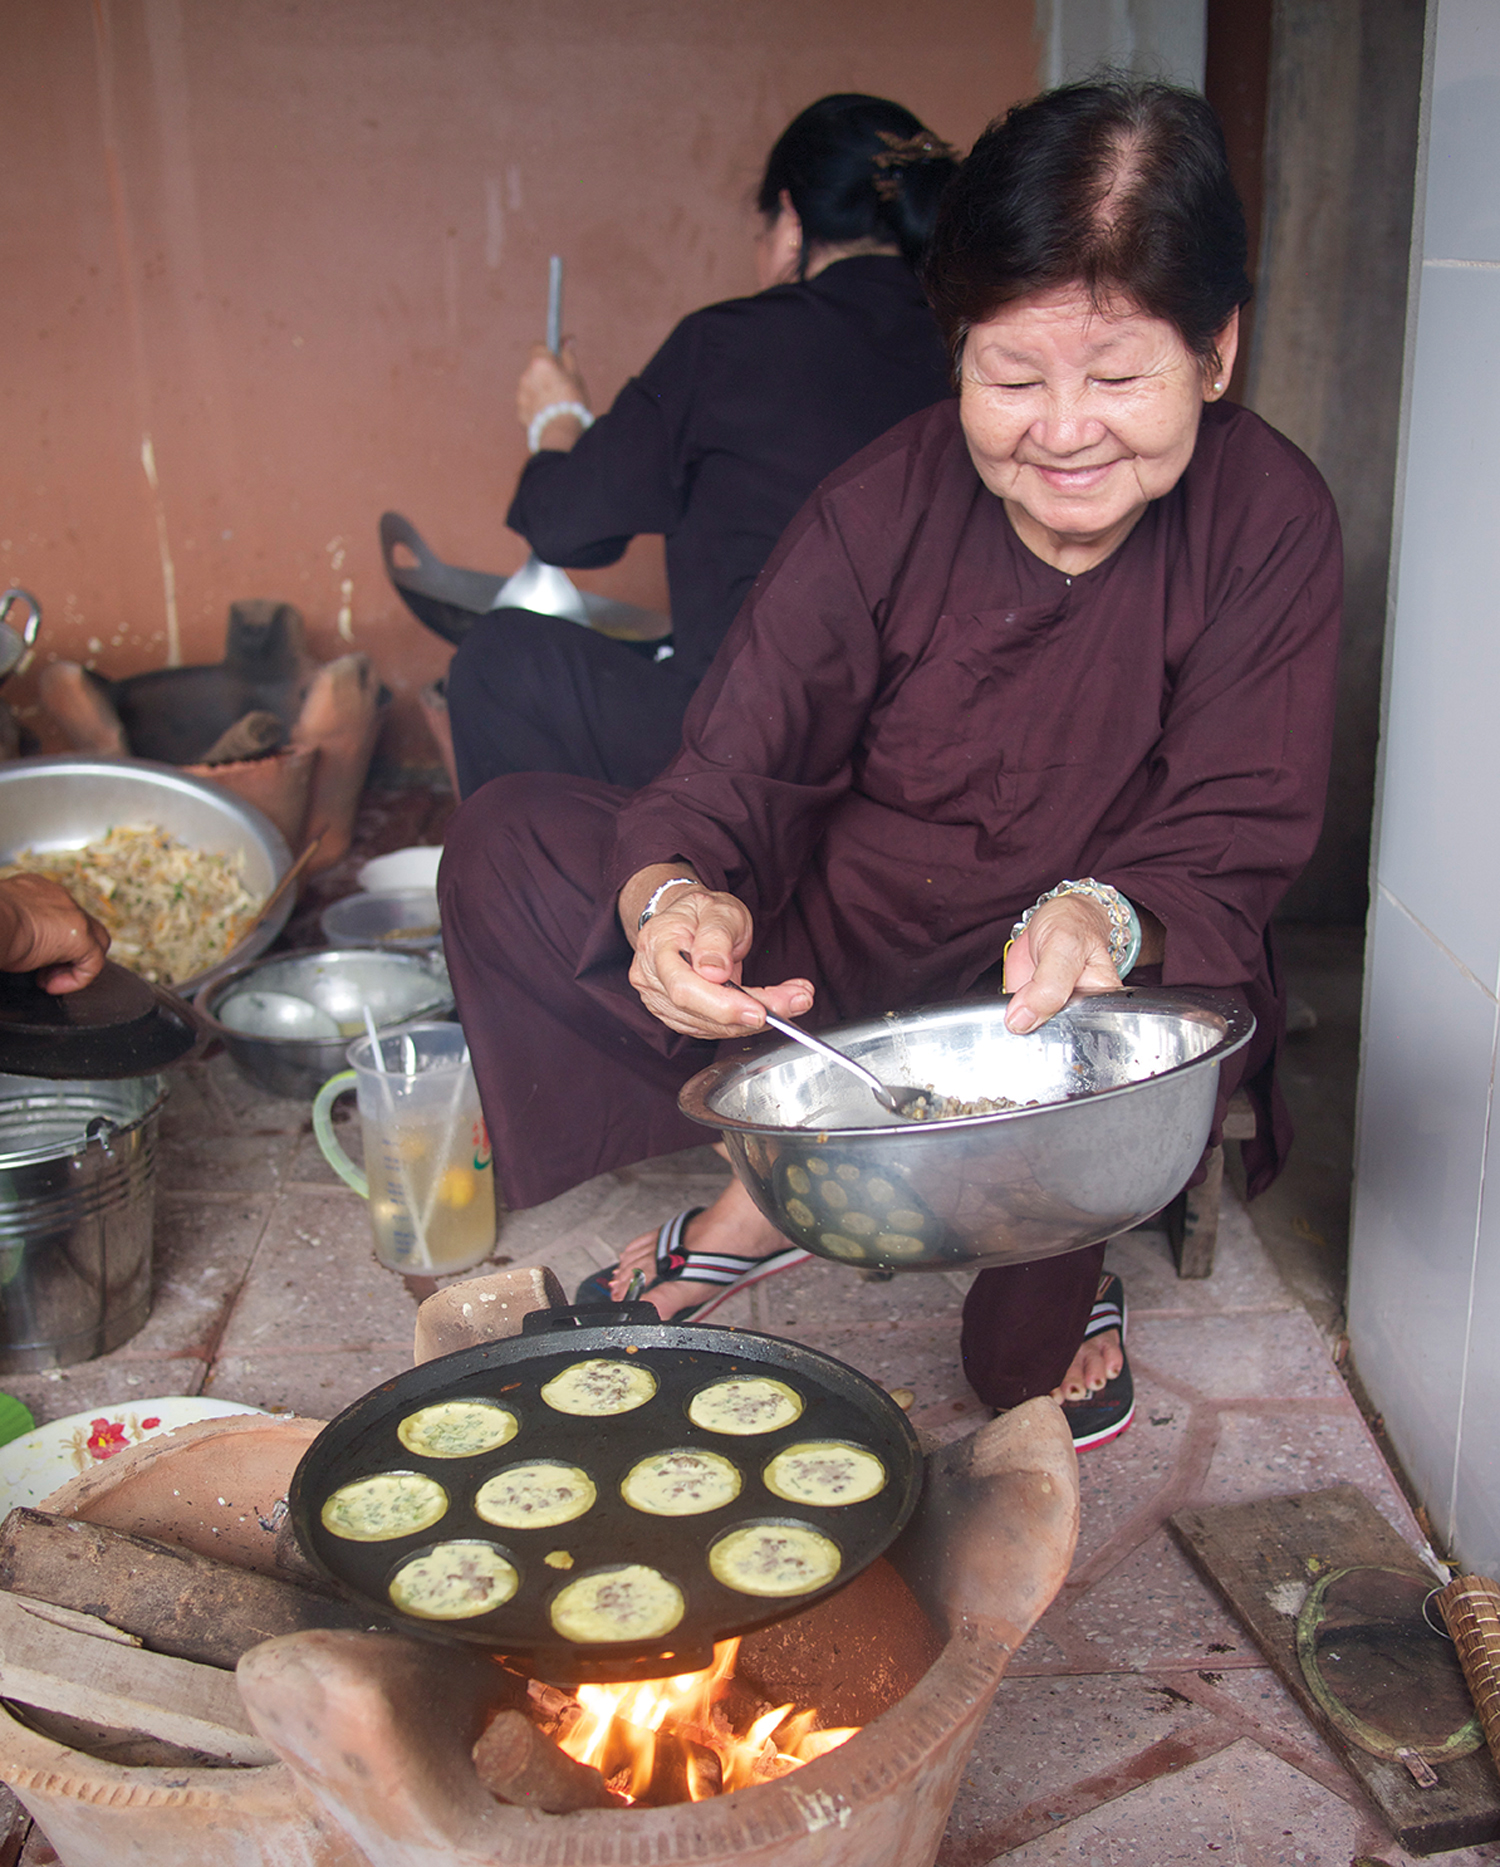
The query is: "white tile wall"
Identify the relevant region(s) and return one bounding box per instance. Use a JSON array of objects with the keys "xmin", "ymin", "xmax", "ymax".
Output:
[
  {"xmin": 1375, "ymin": 265, "xmax": 1500, "ymax": 988},
  {"xmin": 1349, "ymin": 0, "xmax": 1500, "ymax": 1567},
  {"xmin": 1453, "ymin": 1152, "xmax": 1500, "ymax": 1572},
  {"xmin": 1425, "ymin": 11, "xmax": 1500, "ymax": 262},
  {"xmin": 1349, "ymin": 890, "xmax": 1498, "ymax": 1540}
]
